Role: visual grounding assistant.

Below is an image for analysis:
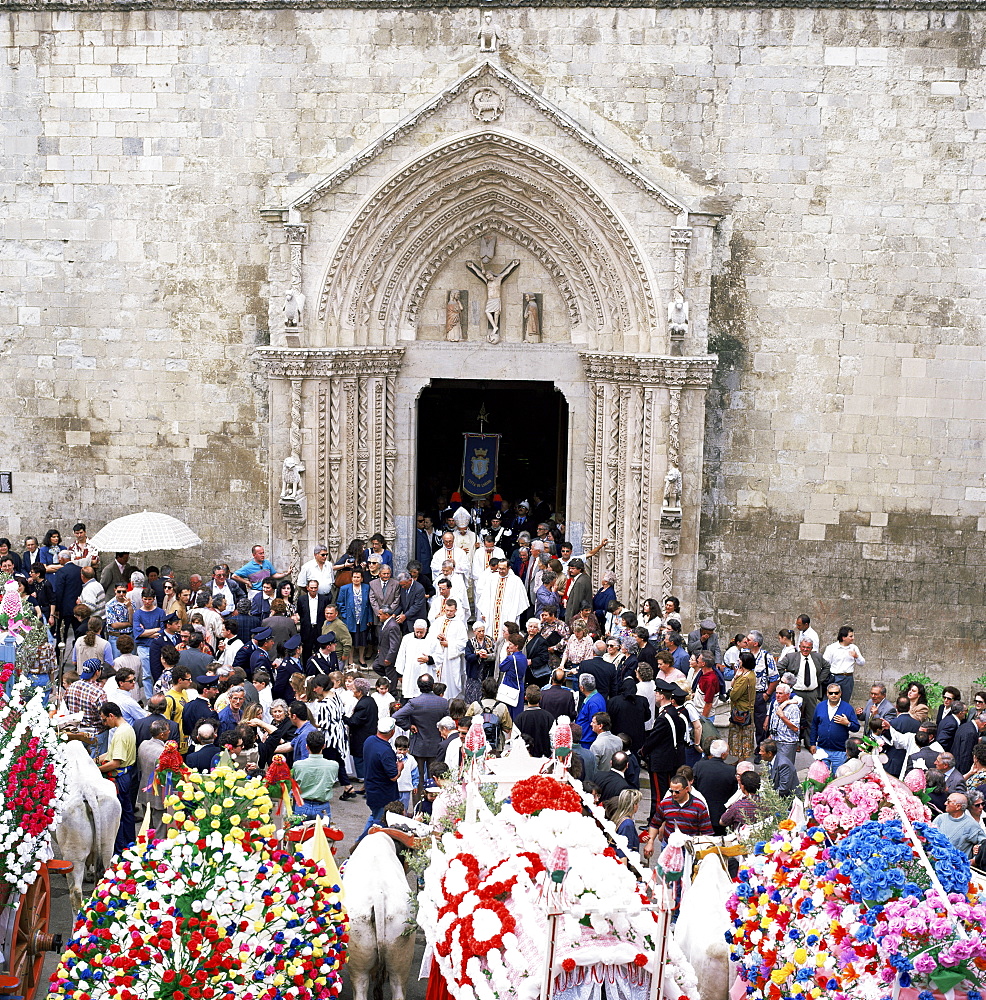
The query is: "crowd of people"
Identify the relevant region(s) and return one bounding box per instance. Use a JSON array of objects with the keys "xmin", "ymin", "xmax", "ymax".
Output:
[{"xmin": 14, "ymin": 507, "xmax": 976, "ymax": 870}]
